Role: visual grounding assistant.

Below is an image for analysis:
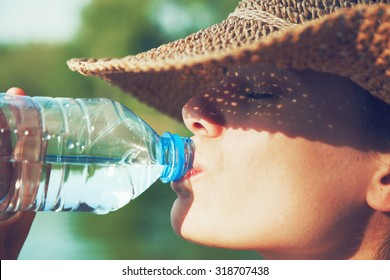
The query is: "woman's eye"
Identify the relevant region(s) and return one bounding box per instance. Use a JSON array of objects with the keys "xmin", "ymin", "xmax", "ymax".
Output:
[{"xmin": 246, "ymin": 92, "xmax": 275, "ymax": 100}]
